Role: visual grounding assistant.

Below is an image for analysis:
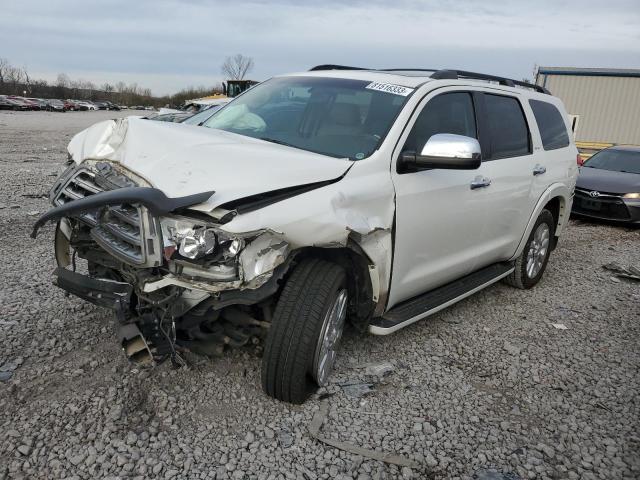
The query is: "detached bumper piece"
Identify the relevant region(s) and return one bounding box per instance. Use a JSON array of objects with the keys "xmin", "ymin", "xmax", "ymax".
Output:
[{"xmin": 53, "ymin": 267, "xmax": 132, "ymax": 320}]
